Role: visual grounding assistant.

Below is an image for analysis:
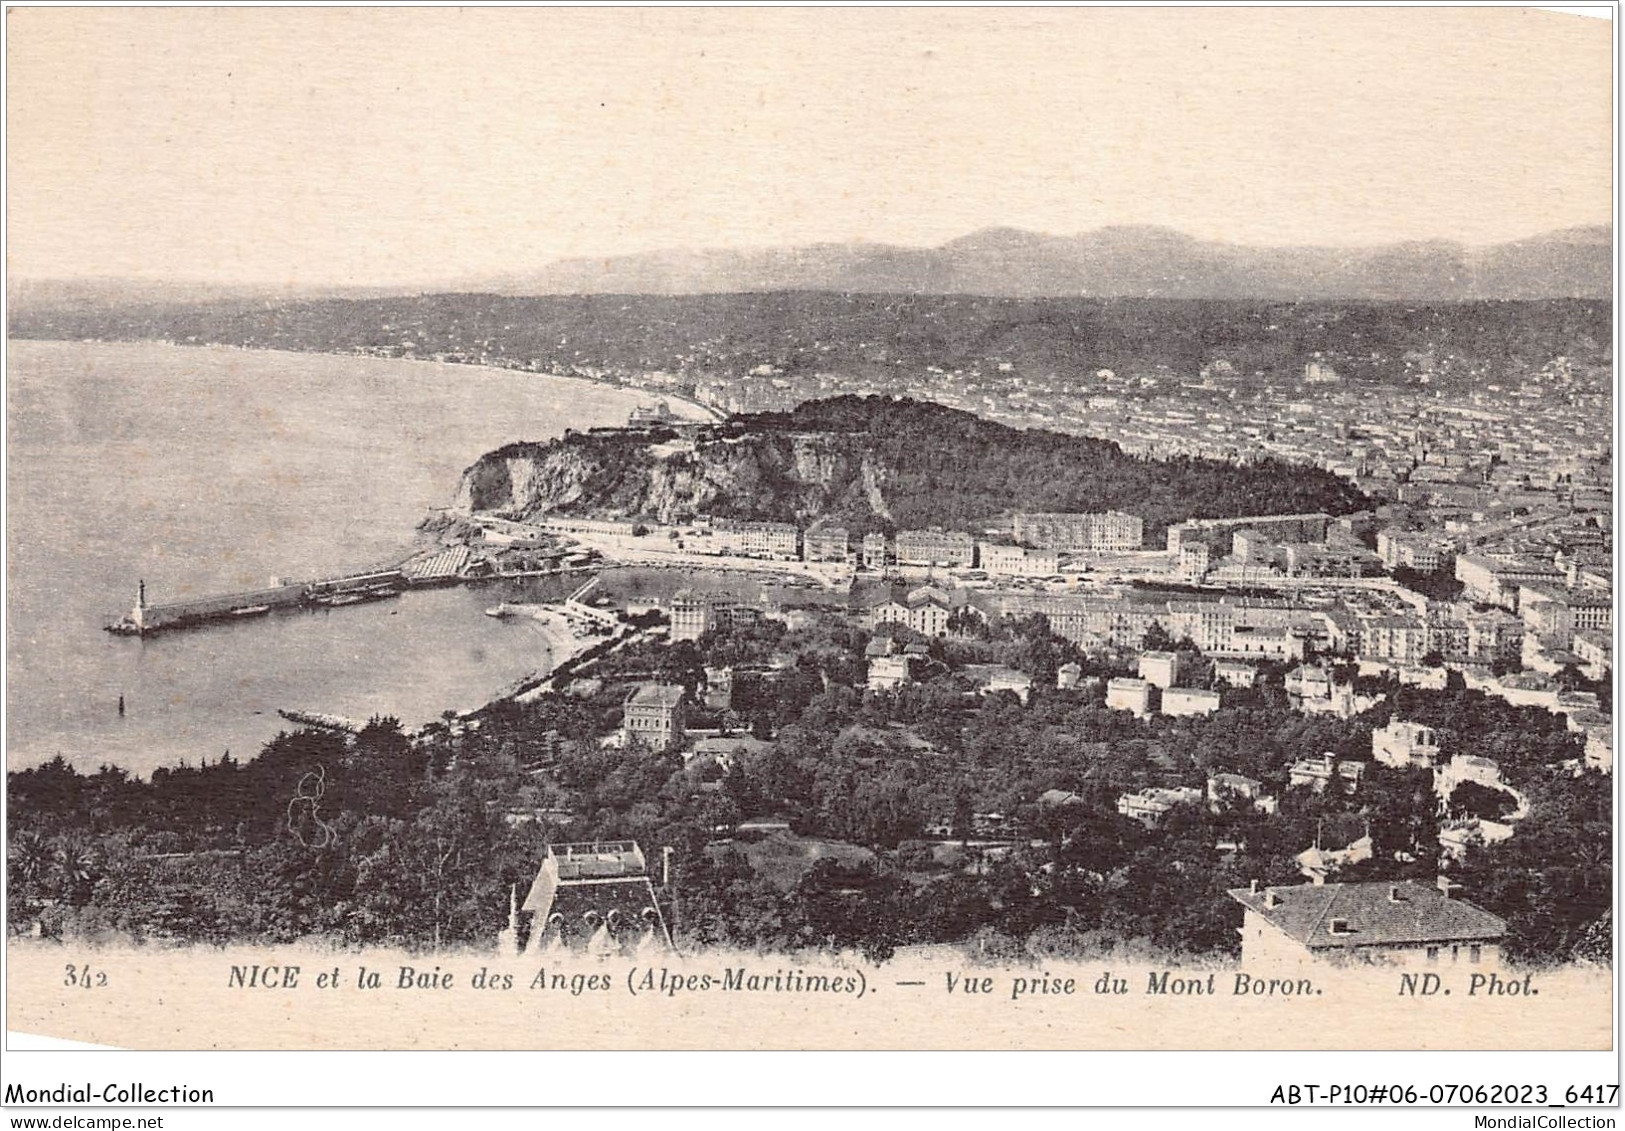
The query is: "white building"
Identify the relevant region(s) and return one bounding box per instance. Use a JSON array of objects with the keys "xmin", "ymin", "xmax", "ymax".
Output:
[
  {"xmin": 1177, "ymin": 542, "xmax": 1210, "ymax": 584},
  {"xmin": 1573, "ymin": 630, "xmax": 1611, "ymax": 681},
  {"xmin": 895, "ymin": 528, "xmax": 976, "ymax": 568},
  {"xmin": 1454, "ymin": 554, "xmax": 1565, "ymax": 611},
  {"xmin": 704, "ymin": 519, "xmax": 801, "ymax": 560},
  {"xmin": 1584, "ymin": 728, "xmax": 1613, "ymax": 773},
  {"xmin": 621, "ymin": 684, "xmax": 686, "ymax": 751},
  {"xmin": 1287, "ymin": 753, "xmax": 1364, "ymax": 795},
  {"xmin": 1207, "ymin": 773, "xmax": 1276, "ymax": 815},
  {"xmin": 867, "ymin": 655, "xmax": 913, "ymax": 692},
  {"xmin": 669, "ymin": 589, "xmax": 711, "ymax": 643},
  {"xmin": 1371, "ymin": 718, "xmax": 1442, "ymax": 769},
  {"xmin": 1014, "ymin": 510, "xmax": 1143, "ymax": 553},
  {"xmin": 866, "ymin": 586, "xmax": 955, "ymax": 637},
  {"xmin": 1435, "ymin": 753, "xmax": 1504, "ymax": 800},
  {"xmin": 669, "ymin": 589, "xmax": 762, "ymax": 643},
  {"xmin": 977, "ymin": 542, "xmax": 1060, "ymax": 578},
  {"xmin": 1139, "ymin": 651, "xmax": 1181, "ymax": 689},
  {"xmin": 1377, "ymin": 529, "xmax": 1450, "ymax": 572},
  {"xmin": 1117, "ymin": 786, "xmax": 1202, "ymax": 829},
  {"xmin": 1518, "ymin": 583, "xmax": 1613, "ymax": 650},
  {"xmin": 1212, "ymin": 660, "xmax": 1258, "ymax": 688},
  {"xmin": 861, "ymin": 533, "xmax": 890, "ymax": 571},
  {"xmin": 1228, "ymin": 878, "xmax": 1505, "ymax": 967},
  {"xmin": 1162, "ymin": 687, "xmax": 1221, "ymax": 717},
  {"xmin": 1105, "ymin": 677, "xmax": 1152, "ymax": 718}
]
